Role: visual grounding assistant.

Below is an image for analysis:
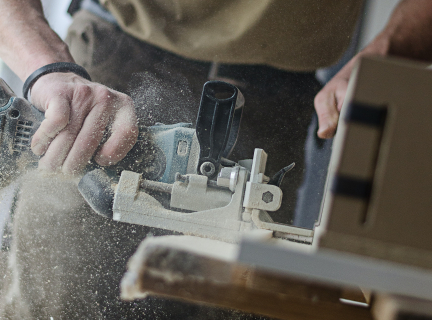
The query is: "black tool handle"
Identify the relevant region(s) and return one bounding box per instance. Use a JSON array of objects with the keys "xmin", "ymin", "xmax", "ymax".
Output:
[{"xmin": 195, "ymin": 81, "xmax": 244, "ymax": 178}]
